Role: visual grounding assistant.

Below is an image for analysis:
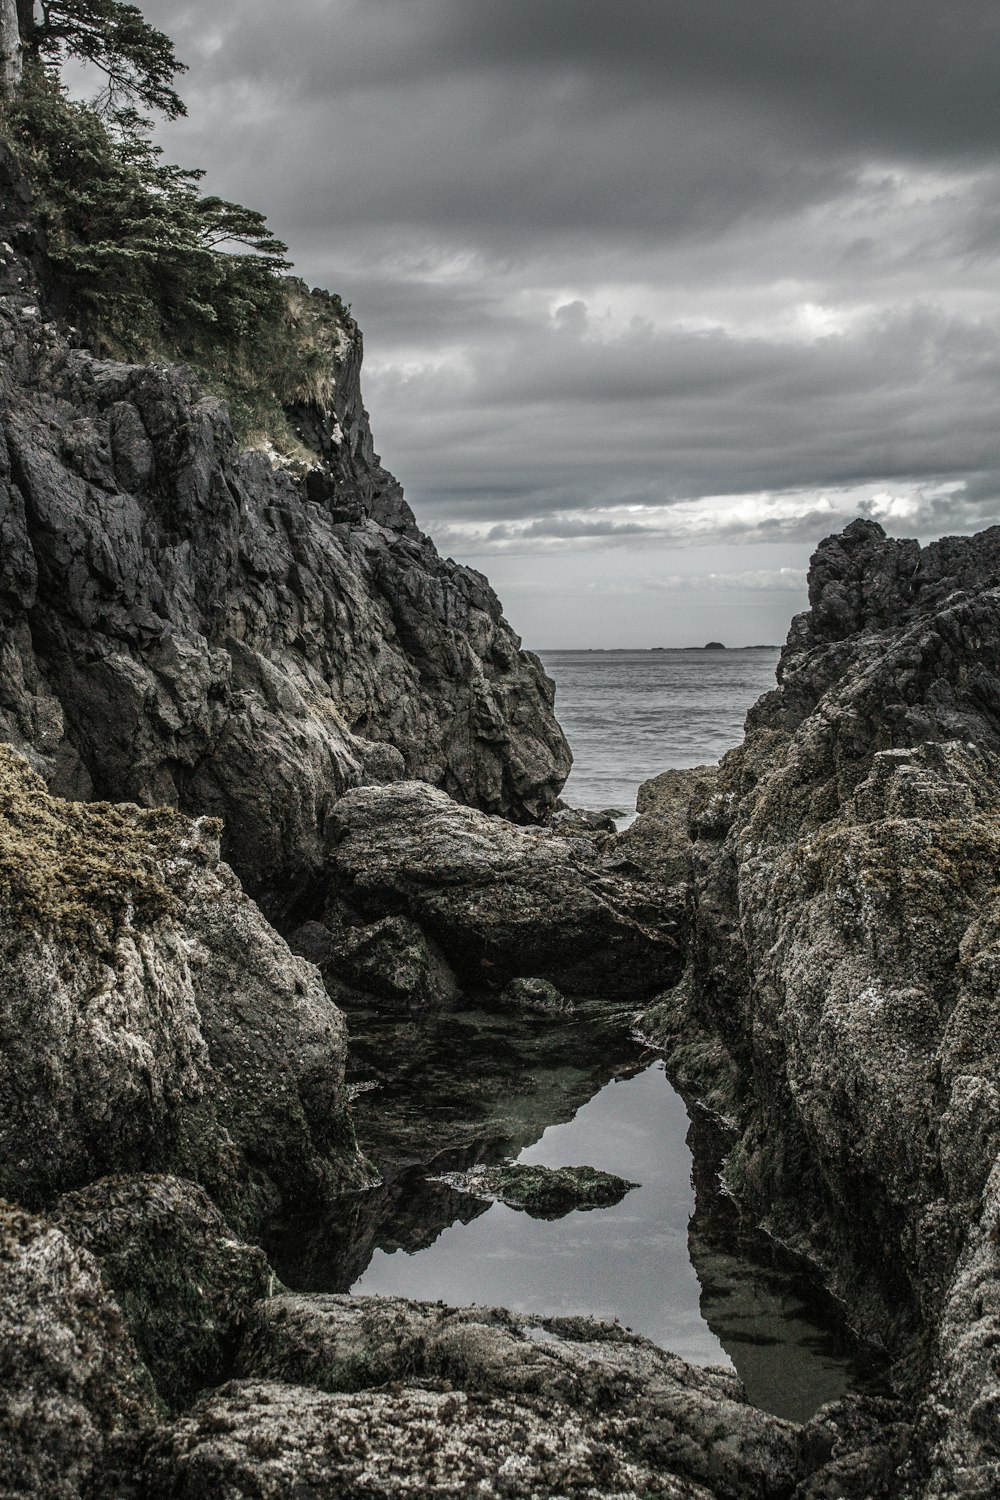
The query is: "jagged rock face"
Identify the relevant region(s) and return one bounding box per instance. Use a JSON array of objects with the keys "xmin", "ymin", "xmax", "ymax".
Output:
[
  {"xmin": 0, "ymin": 230, "xmax": 569, "ymax": 908},
  {"xmin": 648, "ymin": 521, "xmax": 1000, "ymax": 1497},
  {"xmin": 0, "ymin": 745, "xmax": 364, "ymax": 1230},
  {"xmin": 55, "ymin": 1175, "xmax": 275, "ymax": 1411},
  {"xmin": 324, "ymin": 780, "xmax": 686, "ymax": 998},
  {"xmin": 0, "ymin": 1201, "xmax": 156, "ymax": 1500}
]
